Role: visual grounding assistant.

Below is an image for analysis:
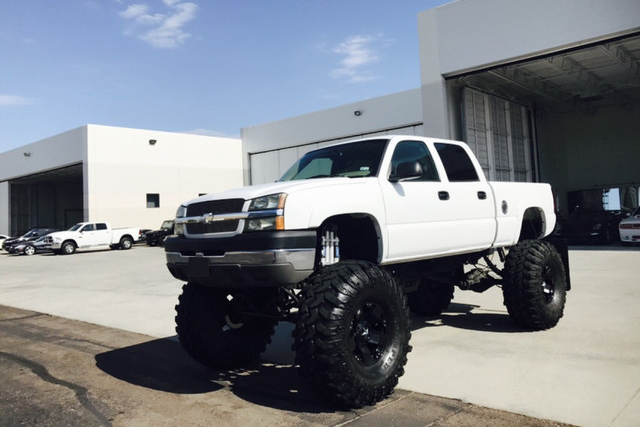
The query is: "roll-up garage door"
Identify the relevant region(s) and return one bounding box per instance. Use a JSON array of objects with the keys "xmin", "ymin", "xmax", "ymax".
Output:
[{"xmin": 462, "ymin": 87, "xmax": 536, "ymax": 182}]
